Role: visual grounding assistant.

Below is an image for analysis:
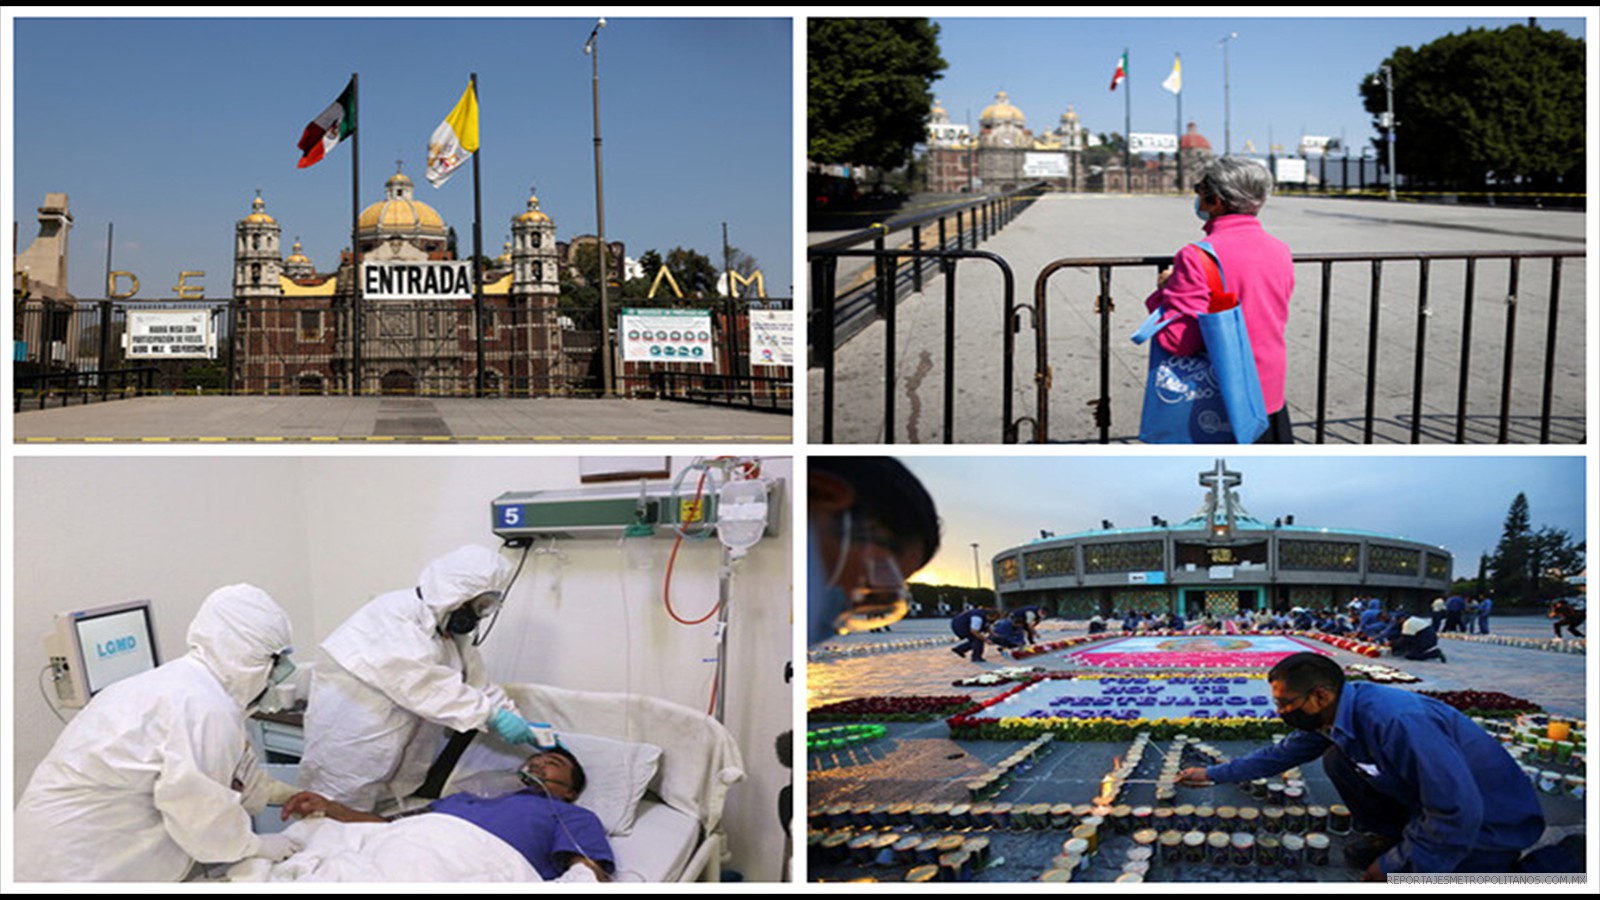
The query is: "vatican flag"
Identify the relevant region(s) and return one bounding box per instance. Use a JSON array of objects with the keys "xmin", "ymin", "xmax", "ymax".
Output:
[
  {"xmin": 1162, "ymin": 55, "xmax": 1182, "ymax": 95},
  {"xmin": 427, "ymin": 81, "xmax": 479, "ymax": 188}
]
